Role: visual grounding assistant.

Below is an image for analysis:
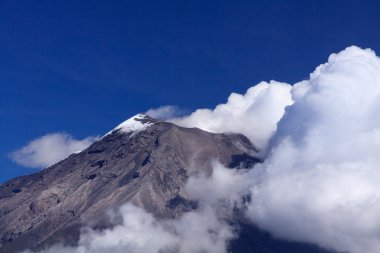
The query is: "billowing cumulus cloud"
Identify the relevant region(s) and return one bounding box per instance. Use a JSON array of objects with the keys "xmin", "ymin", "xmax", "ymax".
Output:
[
  {"xmin": 246, "ymin": 46, "xmax": 380, "ymax": 253},
  {"xmin": 10, "ymin": 133, "xmax": 98, "ymax": 168},
  {"xmin": 171, "ymin": 81, "xmax": 293, "ymax": 150}
]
